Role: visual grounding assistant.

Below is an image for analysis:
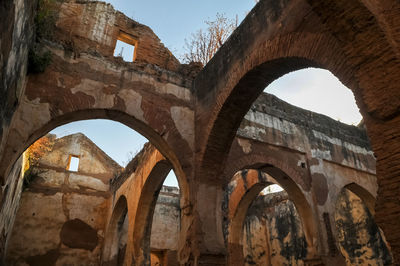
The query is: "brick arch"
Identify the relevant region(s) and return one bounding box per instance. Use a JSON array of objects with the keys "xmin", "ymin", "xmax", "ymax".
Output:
[
  {"xmin": 131, "ymin": 159, "xmax": 172, "ymax": 265},
  {"xmin": 223, "ymin": 153, "xmax": 309, "ymax": 192},
  {"xmin": 0, "ymin": 105, "xmax": 190, "ymax": 188},
  {"xmin": 195, "ymin": 0, "xmax": 400, "ymax": 258},
  {"xmin": 223, "ymin": 158, "xmax": 318, "ymax": 265},
  {"xmin": 102, "ymin": 195, "xmax": 128, "ymax": 265},
  {"xmin": 0, "ymin": 42, "xmax": 194, "ymax": 185},
  {"xmin": 113, "ymin": 145, "xmax": 189, "ymax": 266},
  {"xmin": 196, "ymin": 31, "xmax": 354, "ymax": 182}
]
